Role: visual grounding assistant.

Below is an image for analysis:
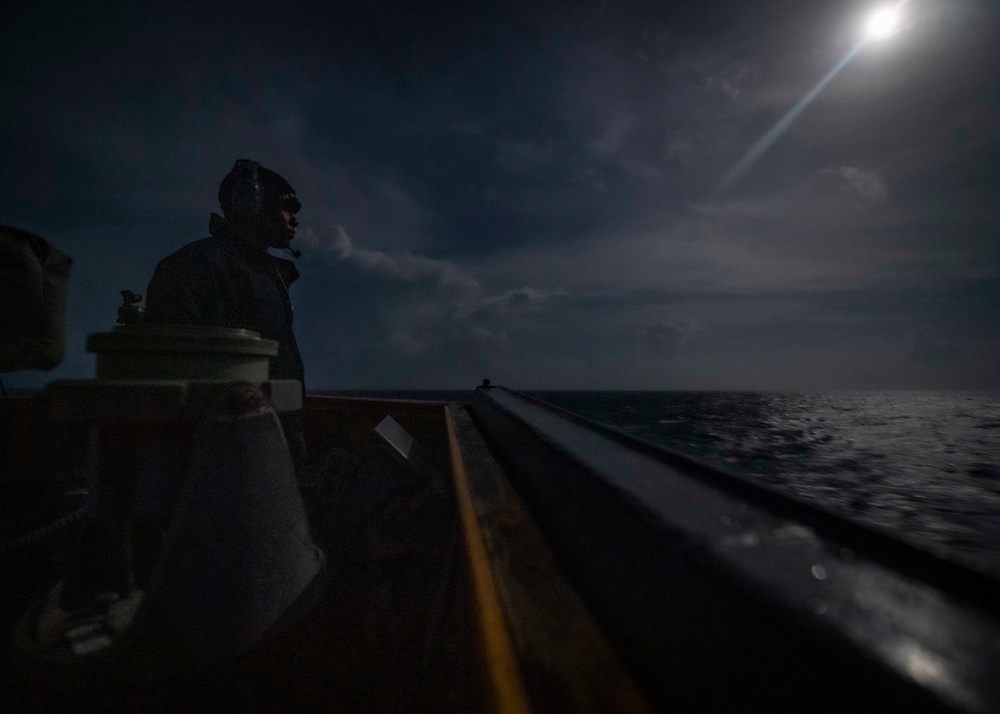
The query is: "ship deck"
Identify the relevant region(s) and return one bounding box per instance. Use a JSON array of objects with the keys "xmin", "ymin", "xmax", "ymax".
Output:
[
  {"xmin": 3, "ymin": 388, "xmax": 999, "ymax": 713},
  {"xmin": 0, "ymin": 393, "xmax": 644, "ymax": 713}
]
